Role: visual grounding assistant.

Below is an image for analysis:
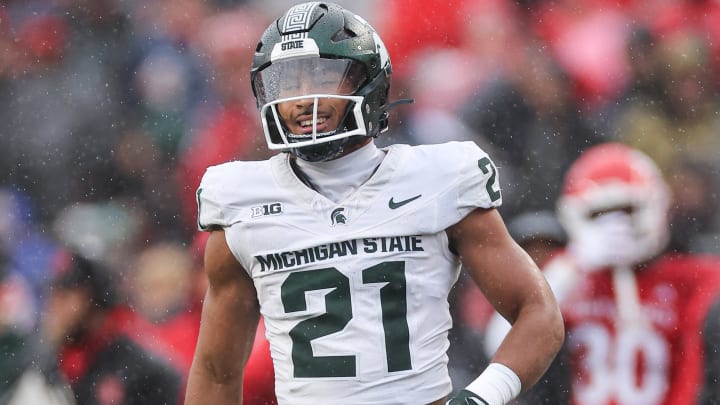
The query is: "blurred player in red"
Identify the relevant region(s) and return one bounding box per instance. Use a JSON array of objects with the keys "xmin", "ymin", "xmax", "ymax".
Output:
[{"xmin": 517, "ymin": 143, "xmax": 720, "ymax": 404}]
